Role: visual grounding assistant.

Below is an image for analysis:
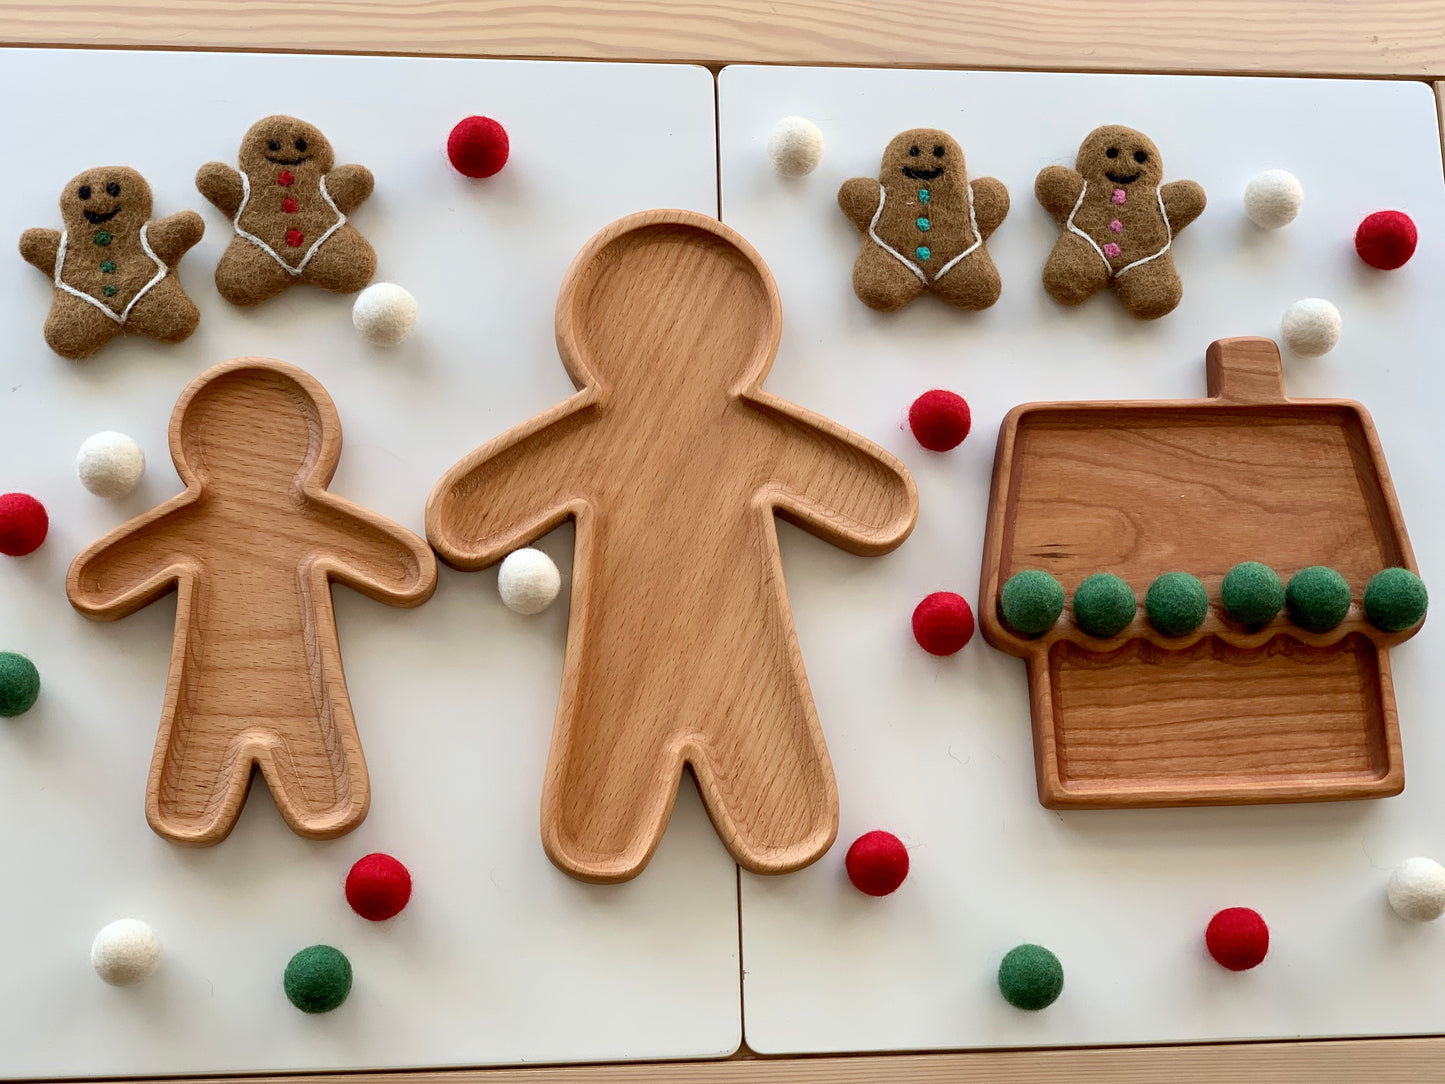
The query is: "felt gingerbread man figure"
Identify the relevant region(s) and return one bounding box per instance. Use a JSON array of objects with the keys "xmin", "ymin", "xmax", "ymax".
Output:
[
  {"xmin": 1035, "ymin": 124, "xmax": 1206, "ymax": 320},
  {"xmin": 427, "ymin": 210, "xmax": 918, "ymax": 884},
  {"xmin": 19, "ymin": 166, "xmax": 204, "ymax": 360},
  {"xmin": 838, "ymin": 128, "xmax": 1009, "ymax": 312},
  {"xmin": 196, "ymin": 115, "xmax": 377, "ymax": 306},
  {"xmin": 67, "ymin": 357, "xmax": 437, "ymax": 846}
]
